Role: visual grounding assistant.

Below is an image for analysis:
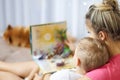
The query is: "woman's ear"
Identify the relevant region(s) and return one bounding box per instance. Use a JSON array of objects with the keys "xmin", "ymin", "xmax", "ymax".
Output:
[{"xmin": 98, "ymin": 31, "xmax": 107, "ymax": 41}]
